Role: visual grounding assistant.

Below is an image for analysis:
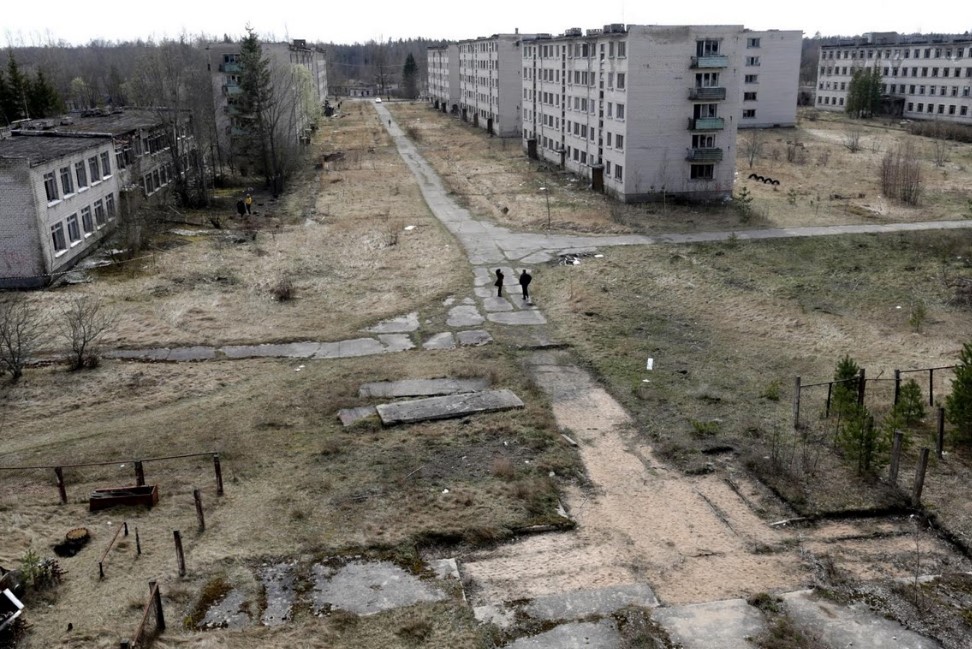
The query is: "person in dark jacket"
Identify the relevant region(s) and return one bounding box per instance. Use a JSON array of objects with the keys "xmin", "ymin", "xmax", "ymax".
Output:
[
  {"xmin": 236, "ymin": 199, "xmax": 246, "ymax": 217},
  {"xmin": 494, "ymin": 269, "xmax": 504, "ymax": 297},
  {"xmin": 519, "ymin": 269, "xmax": 532, "ymax": 301}
]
